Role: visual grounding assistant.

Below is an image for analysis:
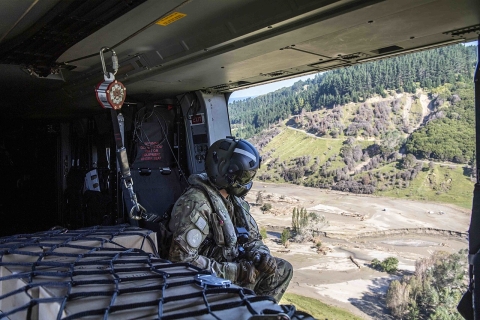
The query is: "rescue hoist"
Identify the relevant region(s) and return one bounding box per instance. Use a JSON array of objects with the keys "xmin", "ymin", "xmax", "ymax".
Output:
[
  {"xmin": 95, "ymin": 47, "xmax": 145, "ymax": 220},
  {"xmin": 95, "ymin": 47, "xmax": 126, "ymax": 110}
]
